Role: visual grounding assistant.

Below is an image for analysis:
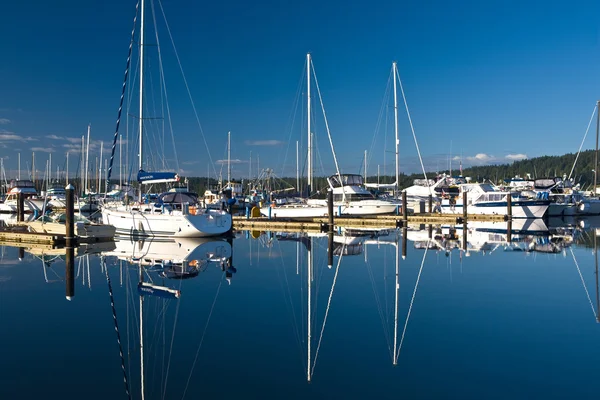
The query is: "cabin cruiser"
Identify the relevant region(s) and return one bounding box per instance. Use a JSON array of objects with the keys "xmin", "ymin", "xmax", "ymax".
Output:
[
  {"xmin": 0, "ymin": 179, "xmax": 51, "ymax": 214},
  {"xmin": 260, "ymin": 174, "xmax": 400, "ymax": 218},
  {"xmin": 440, "ymin": 182, "xmax": 549, "ymax": 218}
]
